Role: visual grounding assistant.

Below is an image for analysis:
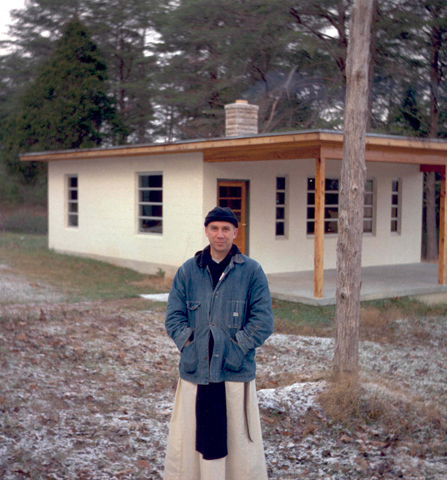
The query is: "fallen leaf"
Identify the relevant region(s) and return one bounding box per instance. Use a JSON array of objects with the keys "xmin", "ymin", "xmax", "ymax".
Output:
[{"xmin": 137, "ymin": 460, "xmax": 150, "ymax": 469}]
